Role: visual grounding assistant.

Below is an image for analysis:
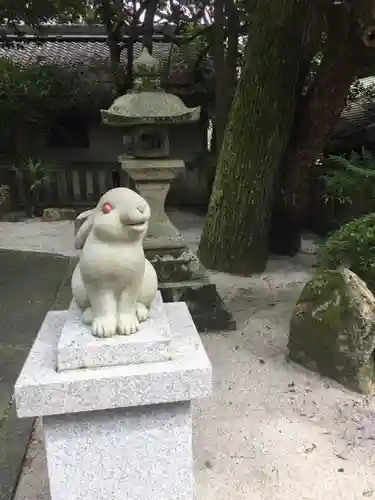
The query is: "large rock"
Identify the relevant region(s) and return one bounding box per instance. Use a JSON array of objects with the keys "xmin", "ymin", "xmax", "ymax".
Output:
[{"xmin": 288, "ymin": 268, "xmax": 375, "ymax": 393}]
